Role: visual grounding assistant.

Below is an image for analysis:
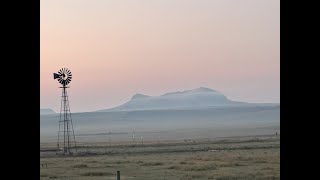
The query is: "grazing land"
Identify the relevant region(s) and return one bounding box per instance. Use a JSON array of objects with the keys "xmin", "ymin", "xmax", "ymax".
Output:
[{"xmin": 40, "ymin": 134, "xmax": 280, "ymax": 180}]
